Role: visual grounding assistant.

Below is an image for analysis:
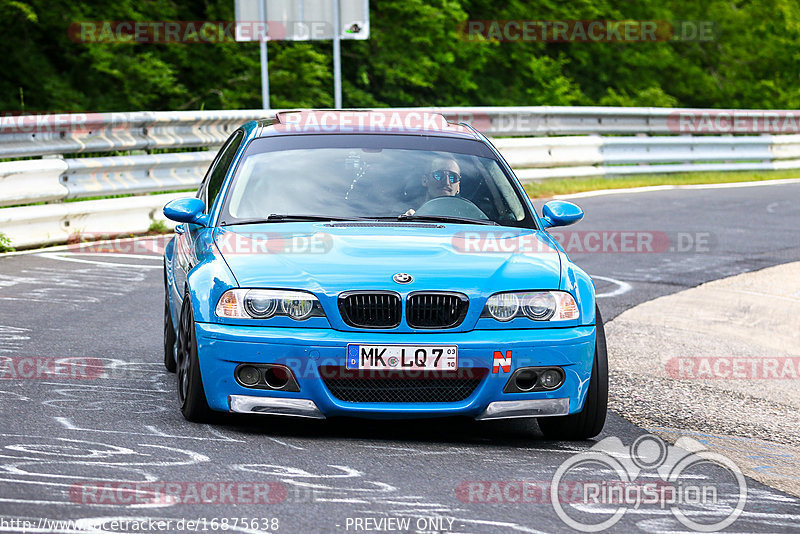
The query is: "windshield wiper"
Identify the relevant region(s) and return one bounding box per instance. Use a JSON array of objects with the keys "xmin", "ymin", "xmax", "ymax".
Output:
[
  {"xmin": 267, "ymin": 214, "xmax": 370, "ymax": 222},
  {"xmin": 396, "ymin": 214, "xmax": 498, "ymax": 226},
  {"xmin": 222, "ymin": 214, "xmax": 368, "ymax": 226},
  {"xmin": 223, "ymin": 214, "xmax": 498, "ymax": 226}
]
